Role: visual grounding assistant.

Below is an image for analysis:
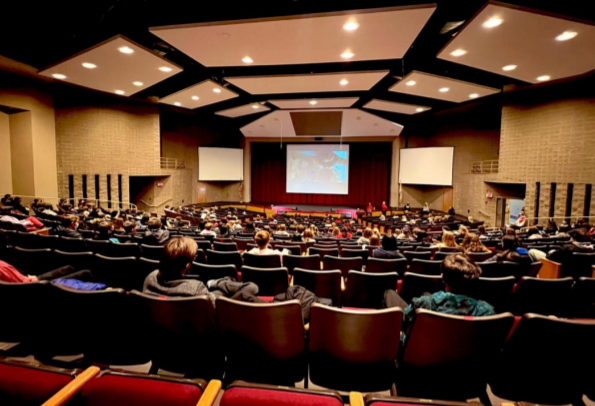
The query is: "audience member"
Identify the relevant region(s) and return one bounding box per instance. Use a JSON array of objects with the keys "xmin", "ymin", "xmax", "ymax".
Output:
[
  {"xmin": 434, "ymin": 231, "xmax": 460, "ymax": 251},
  {"xmin": 248, "ymin": 231, "xmax": 288, "ymax": 256},
  {"xmin": 143, "ymin": 217, "xmax": 170, "ymax": 245},
  {"xmin": 0, "ymin": 260, "xmax": 91, "ymax": 283},
  {"xmin": 465, "ymin": 234, "xmax": 491, "ymax": 254},
  {"xmin": 530, "ymin": 229, "xmax": 594, "ymax": 264},
  {"xmin": 358, "ymin": 228, "xmax": 372, "ymax": 245},
  {"xmin": 372, "ymin": 235, "xmax": 405, "ymax": 259},
  {"xmin": 55, "ymin": 216, "xmax": 82, "ymax": 239},
  {"xmin": 94, "ymin": 221, "xmax": 114, "ymax": 241},
  {"xmin": 200, "ymin": 223, "xmax": 217, "ymax": 237}
]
